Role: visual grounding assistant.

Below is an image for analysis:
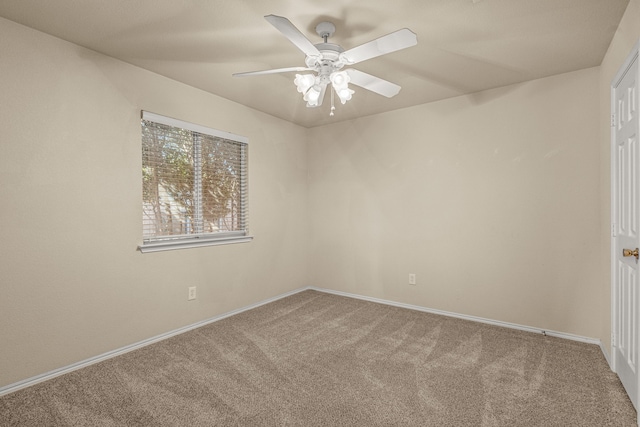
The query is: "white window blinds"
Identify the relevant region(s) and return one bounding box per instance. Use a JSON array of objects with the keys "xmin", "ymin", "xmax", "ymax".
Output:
[{"xmin": 140, "ymin": 111, "xmax": 250, "ymax": 252}]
